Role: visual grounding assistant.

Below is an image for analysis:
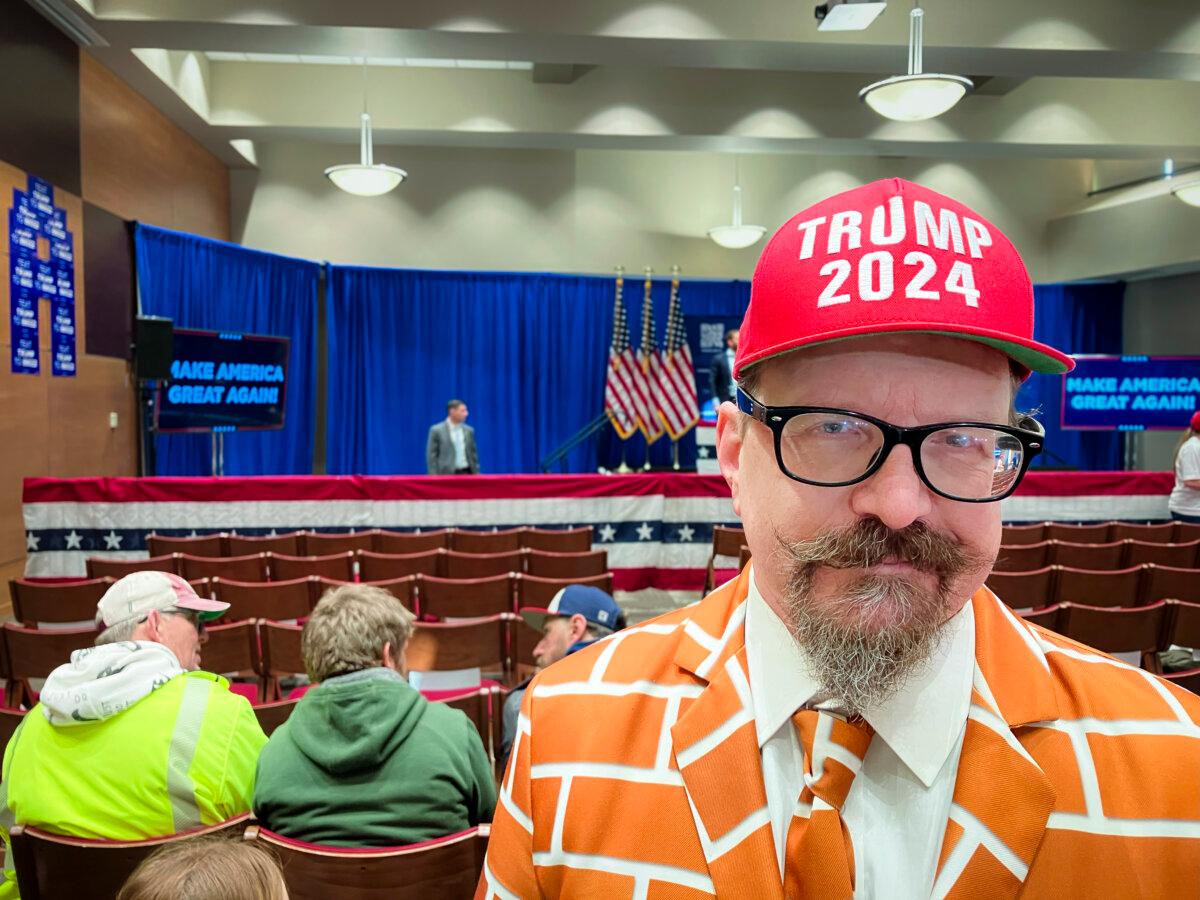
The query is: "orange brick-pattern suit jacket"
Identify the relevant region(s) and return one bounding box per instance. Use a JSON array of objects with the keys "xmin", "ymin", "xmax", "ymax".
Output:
[{"xmin": 478, "ymin": 567, "xmax": 1200, "ymax": 898}]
